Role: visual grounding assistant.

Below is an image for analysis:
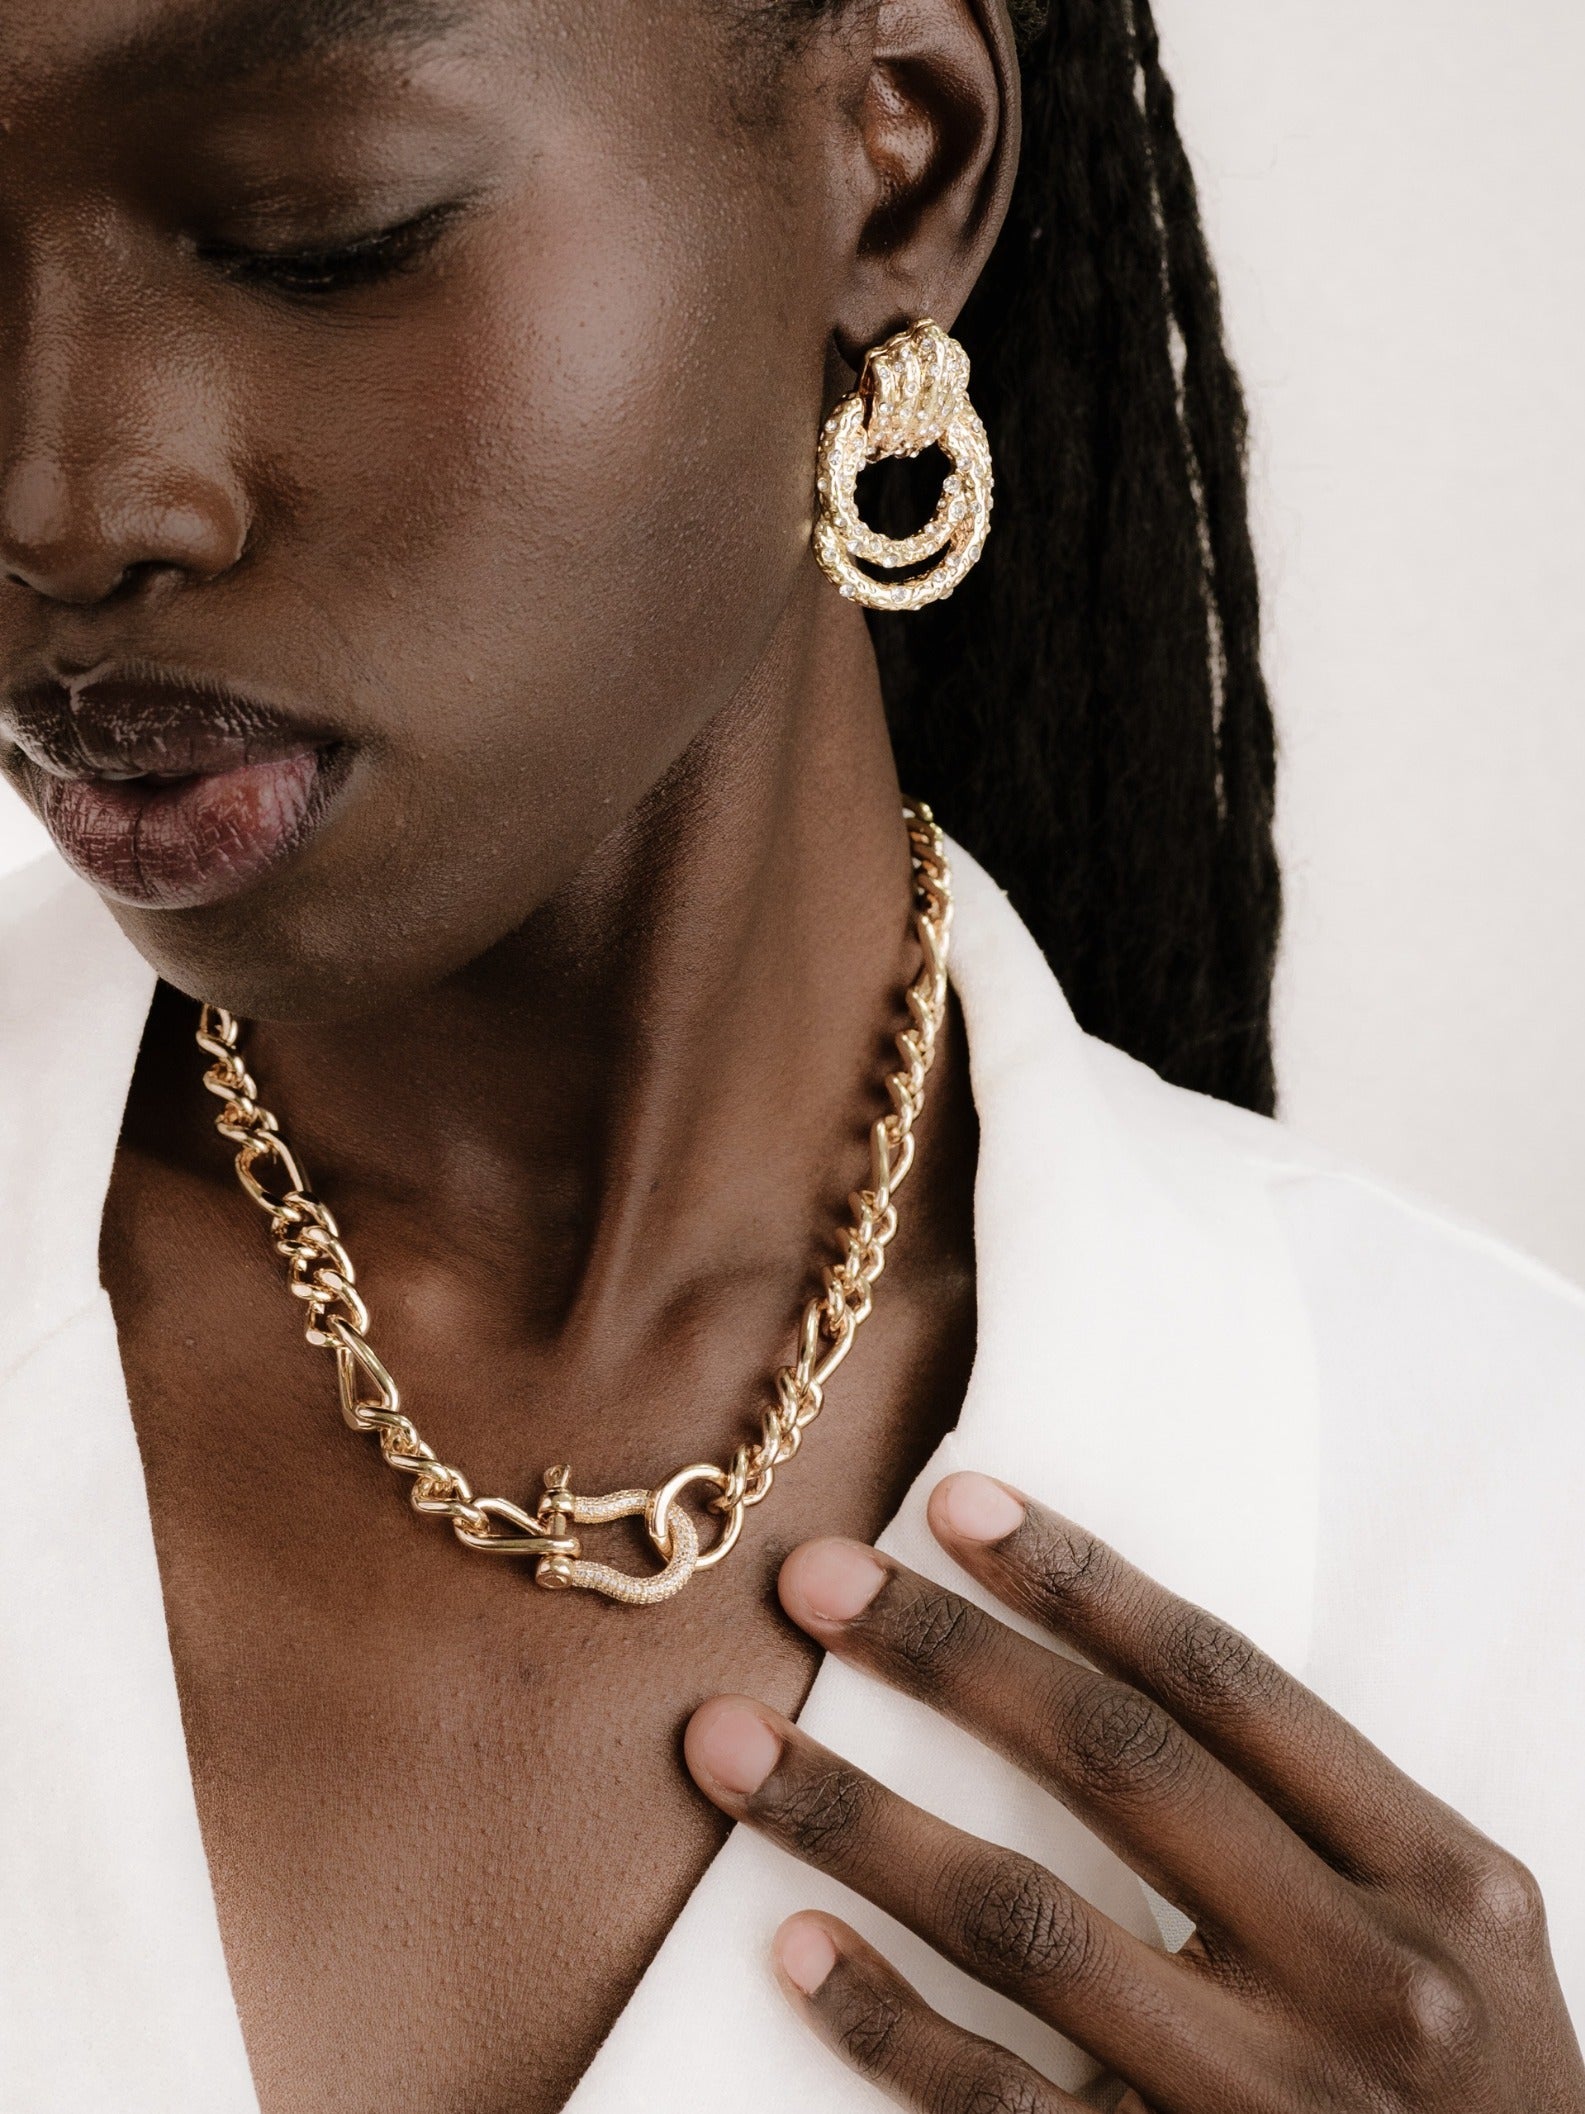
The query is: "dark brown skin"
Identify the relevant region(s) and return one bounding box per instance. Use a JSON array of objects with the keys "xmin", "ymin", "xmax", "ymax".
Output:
[{"xmin": 1, "ymin": 2, "xmax": 1578, "ymax": 2111}]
